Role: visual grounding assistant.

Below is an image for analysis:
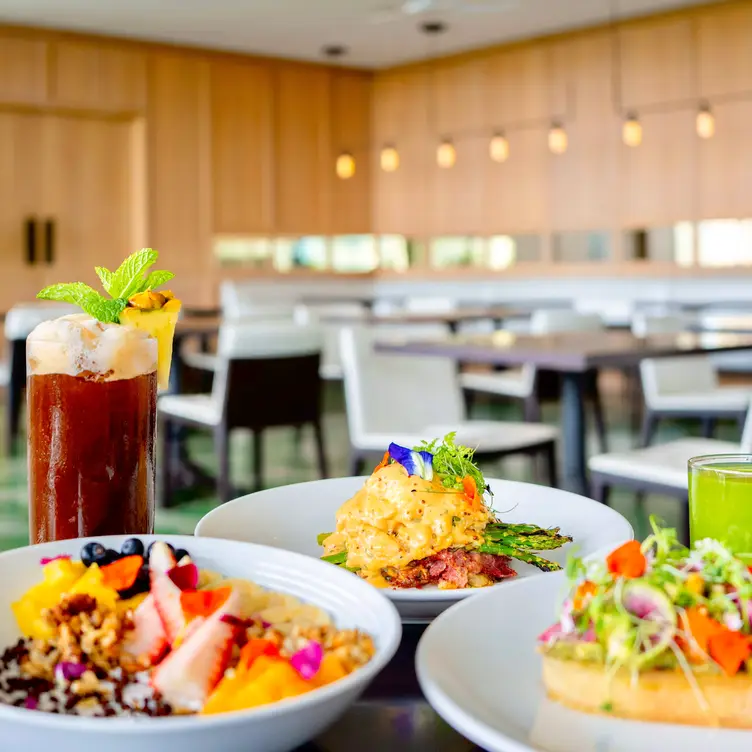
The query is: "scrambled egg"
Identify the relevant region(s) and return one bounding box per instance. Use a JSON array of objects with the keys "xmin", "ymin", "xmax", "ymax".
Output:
[{"xmin": 323, "ymin": 463, "xmax": 493, "ymax": 587}]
